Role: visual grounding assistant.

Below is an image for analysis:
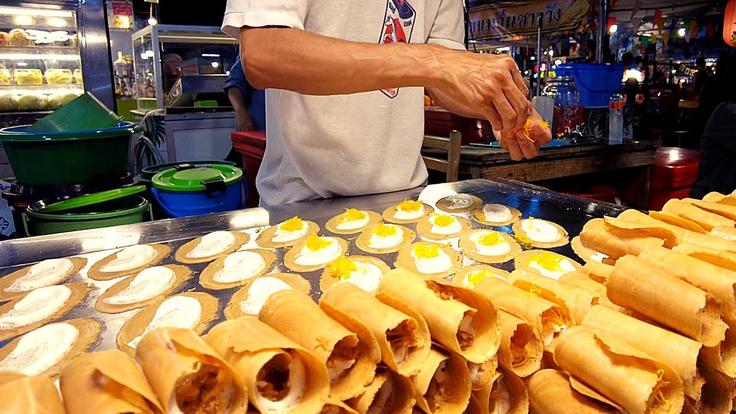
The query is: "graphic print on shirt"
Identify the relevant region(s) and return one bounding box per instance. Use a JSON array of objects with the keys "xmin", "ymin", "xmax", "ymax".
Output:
[{"xmin": 379, "ymin": 0, "xmax": 416, "ymax": 99}]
